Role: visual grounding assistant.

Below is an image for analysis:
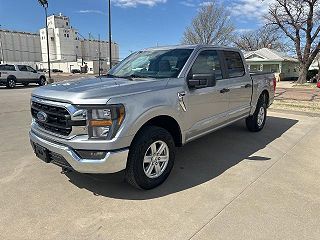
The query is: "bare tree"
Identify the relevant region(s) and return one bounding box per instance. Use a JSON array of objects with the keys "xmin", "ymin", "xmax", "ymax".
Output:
[
  {"xmin": 182, "ymin": 1, "xmax": 235, "ymax": 45},
  {"xmin": 234, "ymin": 26, "xmax": 289, "ymax": 52},
  {"xmin": 266, "ymin": 0, "xmax": 320, "ymax": 84}
]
